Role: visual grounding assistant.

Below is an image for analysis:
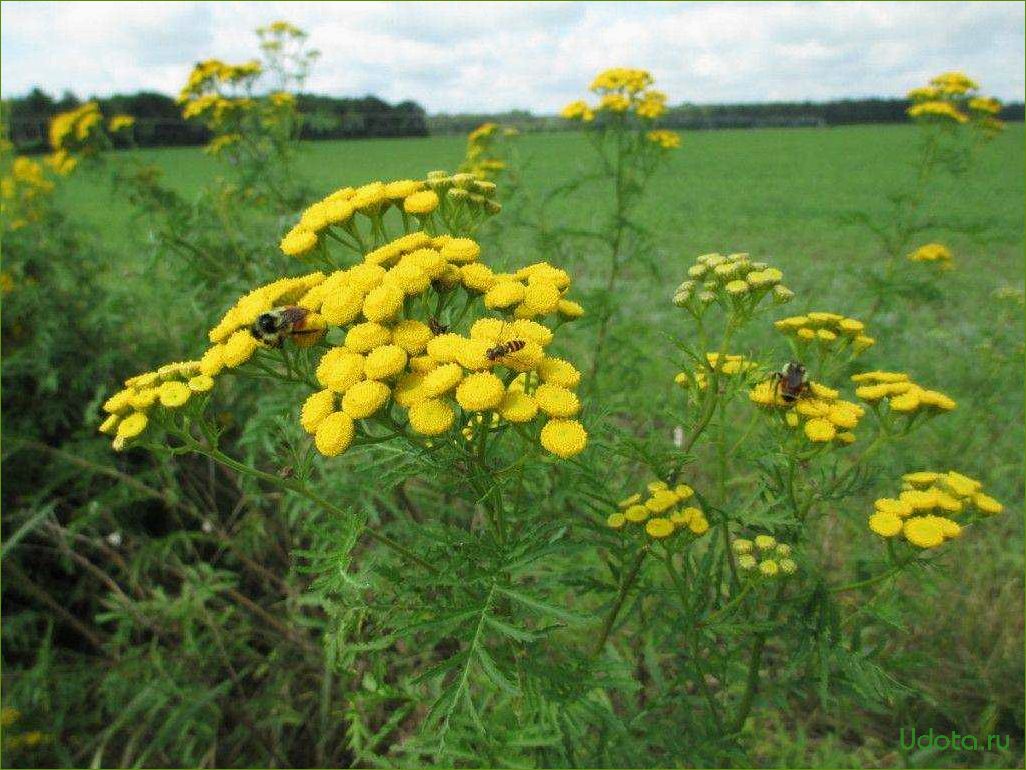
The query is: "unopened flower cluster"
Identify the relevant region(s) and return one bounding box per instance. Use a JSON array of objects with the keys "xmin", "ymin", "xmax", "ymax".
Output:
[
  {"xmin": 907, "ymin": 71, "xmax": 1004, "ymax": 136},
  {"xmin": 732, "ymin": 535, "xmax": 797, "ymax": 577},
  {"xmin": 459, "ymin": 122, "xmax": 517, "ymax": 181},
  {"xmin": 675, "ymin": 352, "xmax": 758, "ymax": 393},
  {"xmin": 674, "ymin": 252, "xmax": 793, "ymax": 316},
  {"xmin": 561, "ymin": 68, "xmax": 681, "ymax": 150},
  {"xmin": 908, "ymin": 242, "xmax": 953, "ymax": 268},
  {"xmin": 607, "ymin": 480, "xmax": 710, "ymax": 539},
  {"xmin": 868, "ymin": 470, "xmax": 1003, "ymax": 549},
  {"xmin": 750, "ymin": 378, "xmax": 863, "ymax": 445},
  {"xmin": 773, "ymin": 312, "xmax": 874, "ymax": 355}
]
